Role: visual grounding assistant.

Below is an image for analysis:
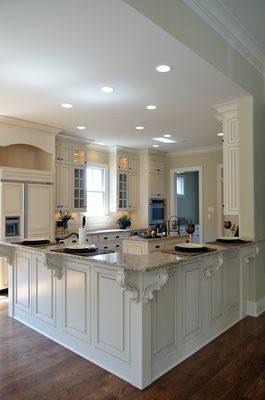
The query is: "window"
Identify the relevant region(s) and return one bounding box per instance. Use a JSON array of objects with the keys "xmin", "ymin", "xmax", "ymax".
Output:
[
  {"xmin": 176, "ymin": 176, "xmax": 185, "ymax": 197},
  {"xmin": 86, "ymin": 165, "xmax": 107, "ymax": 216}
]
